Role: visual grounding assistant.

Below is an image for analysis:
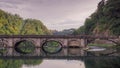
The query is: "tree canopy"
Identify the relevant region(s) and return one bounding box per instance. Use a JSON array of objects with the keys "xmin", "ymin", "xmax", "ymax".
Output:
[
  {"xmin": 74, "ymin": 0, "xmax": 120, "ymax": 36},
  {"xmin": 0, "ymin": 9, "xmax": 51, "ymax": 35}
]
